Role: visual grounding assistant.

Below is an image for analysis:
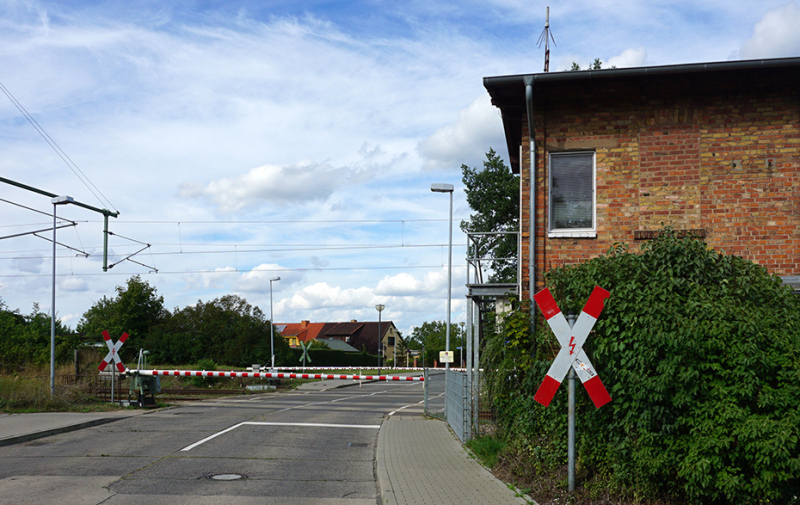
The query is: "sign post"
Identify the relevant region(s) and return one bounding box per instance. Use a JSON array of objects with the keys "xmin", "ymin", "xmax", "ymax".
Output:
[
  {"xmin": 98, "ymin": 330, "xmax": 128, "ymax": 403},
  {"xmin": 299, "ymin": 341, "xmax": 312, "ymax": 372},
  {"xmin": 533, "ymin": 286, "xmax": 611, "ymax": 493}
]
